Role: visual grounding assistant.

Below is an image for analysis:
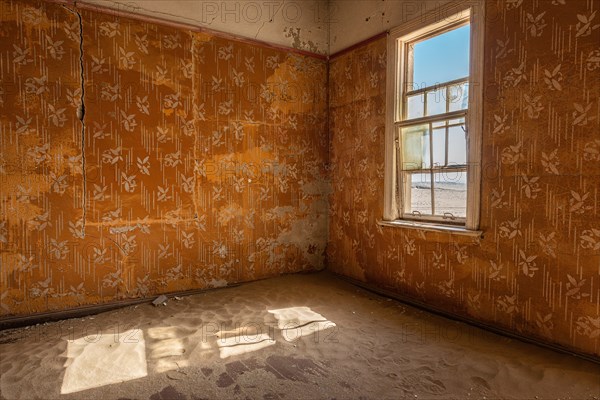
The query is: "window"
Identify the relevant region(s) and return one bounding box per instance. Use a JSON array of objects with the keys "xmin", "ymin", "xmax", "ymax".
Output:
[{"xmin": 383, "ymin": 3, "xmax": 484, "ymax": 233}]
